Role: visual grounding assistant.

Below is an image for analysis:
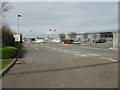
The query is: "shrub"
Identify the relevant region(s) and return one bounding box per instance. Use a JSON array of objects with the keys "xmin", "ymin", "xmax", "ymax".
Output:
[
  {"xmin": 2, "ymin": 46, "xmax": 18, "ymax": 59},
  {"xmin": 15, "ymin": 44, "xmax": 22, "ymax": 51}
]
